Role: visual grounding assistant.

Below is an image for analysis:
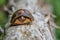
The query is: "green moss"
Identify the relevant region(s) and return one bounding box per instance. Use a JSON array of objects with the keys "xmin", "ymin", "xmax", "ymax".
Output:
[
  {"xmin": 50, "ymin": 0, "xmax": 60, "ymax": 40},
  {"xmin": 0, "ymin": 0, "xmax": 6, "ymax": 6},
  {"xmin": 0, "ymin": 11, "xmax": 7, "ymax": 26}
]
